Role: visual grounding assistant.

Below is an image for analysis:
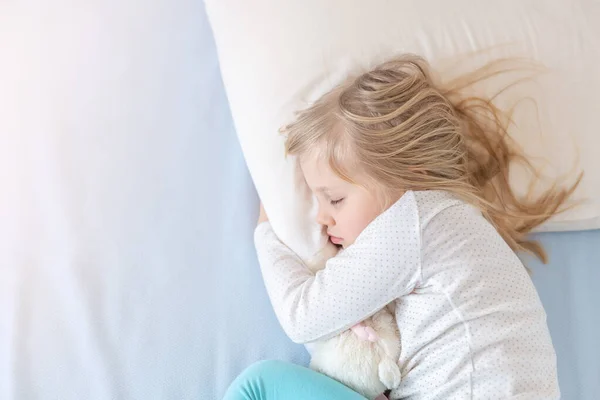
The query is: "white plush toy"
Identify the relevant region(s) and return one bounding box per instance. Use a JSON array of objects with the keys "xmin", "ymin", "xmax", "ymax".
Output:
[{"xmin": 305, "ymin": 246, "xmax": 402, "ymax": 400}]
